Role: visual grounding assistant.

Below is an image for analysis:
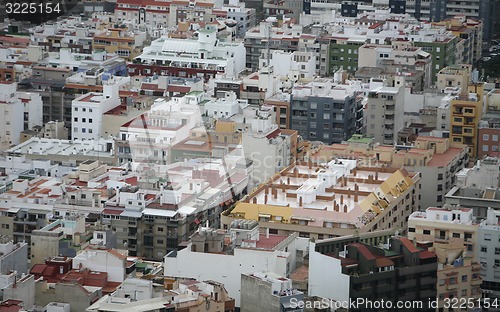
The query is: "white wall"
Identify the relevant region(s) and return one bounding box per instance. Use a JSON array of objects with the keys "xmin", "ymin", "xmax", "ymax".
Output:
[
  {"xmin": 72, "ymin": 249, "xmax": 125, "ymax": 283},
  {"xmin": 308, "ymin": 241, "xmax": 350, "ymax": 303},
  {"xmin": 164, "ymin": 244, "xmax": 291, "ymax": 307}
]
